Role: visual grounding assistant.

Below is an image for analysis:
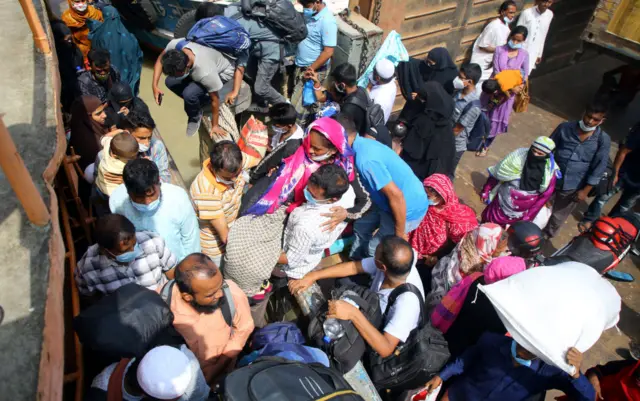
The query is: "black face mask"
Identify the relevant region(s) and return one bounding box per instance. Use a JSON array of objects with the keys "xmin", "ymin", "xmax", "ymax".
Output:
[{"xmin": 189, "ymin": 295, "xmax": 225, "ymax": 314}]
